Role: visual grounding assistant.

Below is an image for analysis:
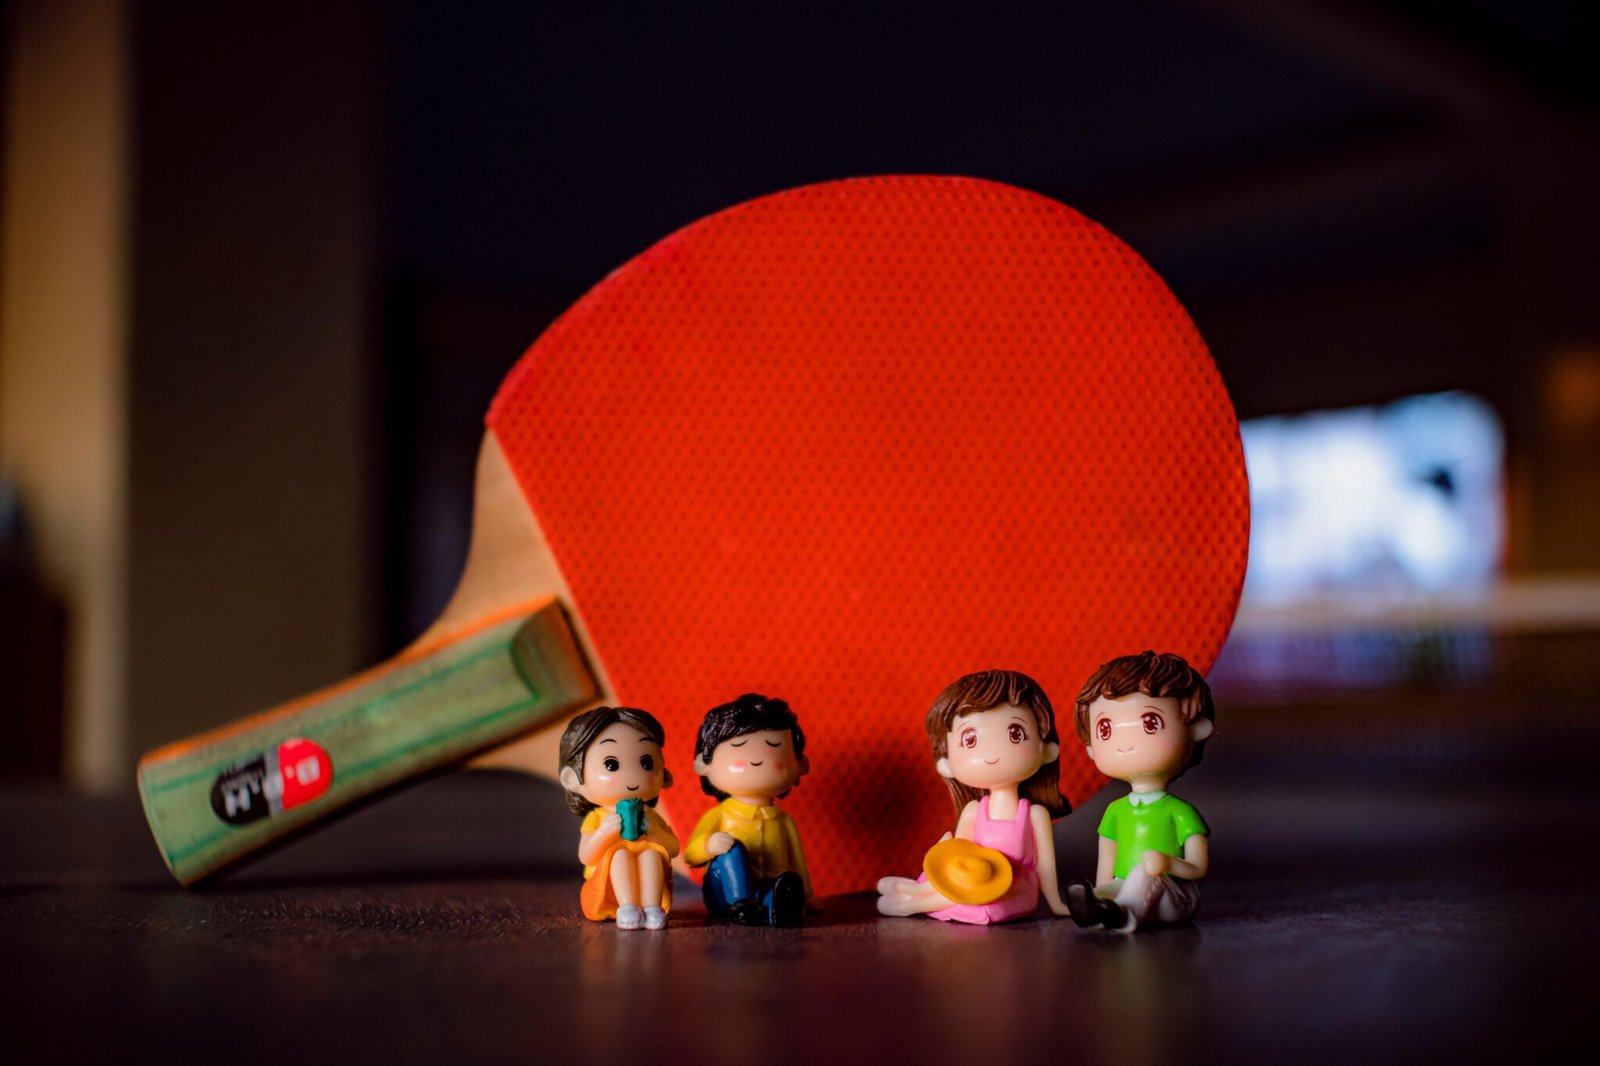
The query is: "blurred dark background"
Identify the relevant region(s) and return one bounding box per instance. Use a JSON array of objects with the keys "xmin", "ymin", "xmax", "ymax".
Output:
[{"xmin": 3, "ymin": 0, "xmax": 1599, "ymax": 786}]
